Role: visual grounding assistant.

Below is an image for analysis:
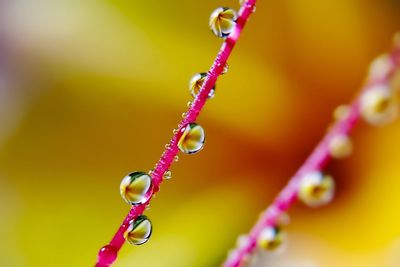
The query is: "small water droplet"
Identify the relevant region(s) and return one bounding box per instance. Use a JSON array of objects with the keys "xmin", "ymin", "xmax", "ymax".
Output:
[
  {"xmin": 333, "ymin": 105, "xmax": 350, "ymax": 121},
  {"xmin": 187, "ymin": 101, "xmax": 193, "ymax": 107},
  {"xmin": 226, "ymin": 249, "xmax": 240, "ymax": 262},
  {"xmin": 163, "ymin": 170, "xmax": 172, "ymax": 180},
  {"xmin": 174, "ymin": 155, "xmax": 179, "ymax": 162},
  {"xmin": 329, "ymin": 134, "xmax": 353, "ymax": 159},
  {"xmin": 120, "ymin": 172, "xmax": 153, "ymax": 205},
  {"xmin": 221, "ymin": 62, "xmax": 229, "ymax": 74},
  {"xmin": 124, "ymin": 215, "xmax": 152, "ymax": 245},
  {"xmin": 177, "ymin": 123, "xmax": 206, "ymax": 154},
  {"xmin": 97, "ymin": 245, "xmax": 118, "ymax": 265},
  {"xmin": 257, "ymin": 226, "xmax": 283, "ymax": 251},
  {"xmin": 236, "ymin": 235, "xmax": 250, "ymax": 248},
  {"xmin": 189, "ymin": 73, "xmax": 216, "ymax": 99},
  {"xmin": 182, "ymin": 112, "xmax": 187, "ymax": 118},
  {"xmin": 277, "ymin": 212, "xmax": 291, "ymax": 226},
  {"xmin": 209, "ymin": 7, "xmax": 238, "ymax": 38},
  {"xmin": 239, "ymin": 0, "xmax": 256, "ymax": 12},
  {"xmin": 165, "ymin": 144, "xmax": 170, "ymax": 149},
  {"xmin": 369, "ymin": 54, "xmax": 394, "ymax": 81},
  {"xmin": 298, "ymin": 171, "xmax": 335, "ymax": 207}
]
